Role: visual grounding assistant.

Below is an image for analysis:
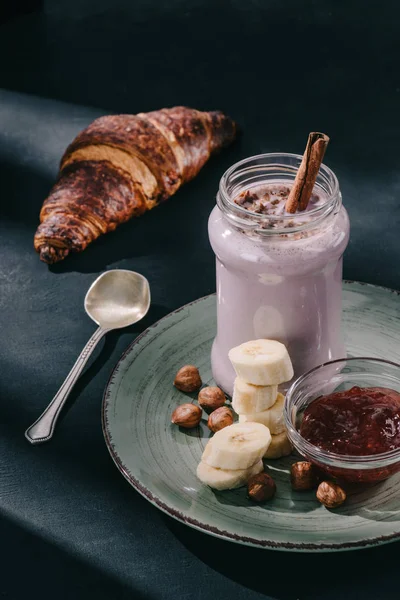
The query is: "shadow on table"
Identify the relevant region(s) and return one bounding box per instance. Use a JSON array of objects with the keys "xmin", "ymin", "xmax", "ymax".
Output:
[
  {"xmin": 164, "ymin": 516, "xmax": 400, "ymax": 600},
  {"xmin": 0, "ymin": 158, "xmax": 52, "ymax": 227},
  {"xmin": 0, "ymin": 512, "xmax": 143, "ymax": 600},
  {"xmin": 30, "ymin": 302, "xmax": 170, "ymax": 423},
  {"xmin": 0, "ymin": 302, "xmax": 169, "ymax": 433}
]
